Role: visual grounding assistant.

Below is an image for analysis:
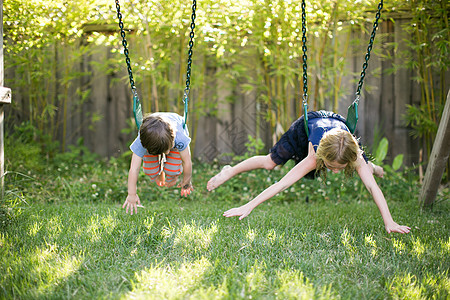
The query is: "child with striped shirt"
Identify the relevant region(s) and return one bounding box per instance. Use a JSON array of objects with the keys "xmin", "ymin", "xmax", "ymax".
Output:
[{"xmin": 123, "ymin": 113, "xmax": 193, "ymax": 215}]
